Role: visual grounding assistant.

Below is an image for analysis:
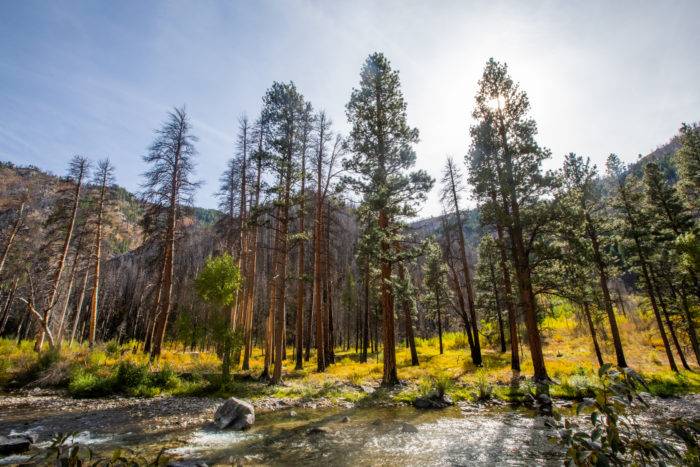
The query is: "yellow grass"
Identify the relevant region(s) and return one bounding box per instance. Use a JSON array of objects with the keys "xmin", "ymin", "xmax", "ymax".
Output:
[{"xmin": 1, "ymin": 302, "xmax": 698, "ymax": 403}]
